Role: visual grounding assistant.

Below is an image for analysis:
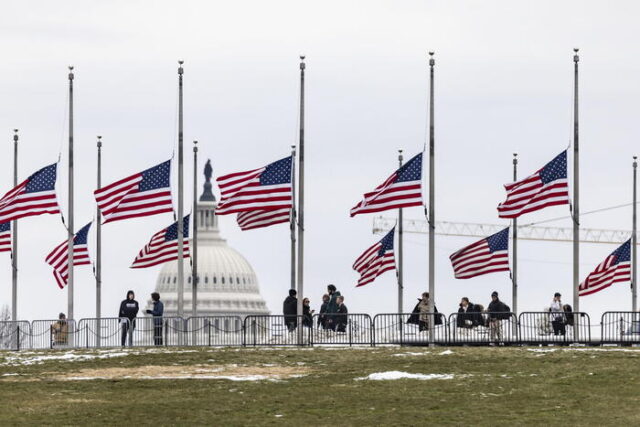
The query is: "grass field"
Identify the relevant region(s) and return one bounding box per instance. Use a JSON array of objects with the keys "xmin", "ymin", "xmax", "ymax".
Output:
[{"xmin": 0, "ymin": 345, "xmax": 639, "ymax": 426}]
